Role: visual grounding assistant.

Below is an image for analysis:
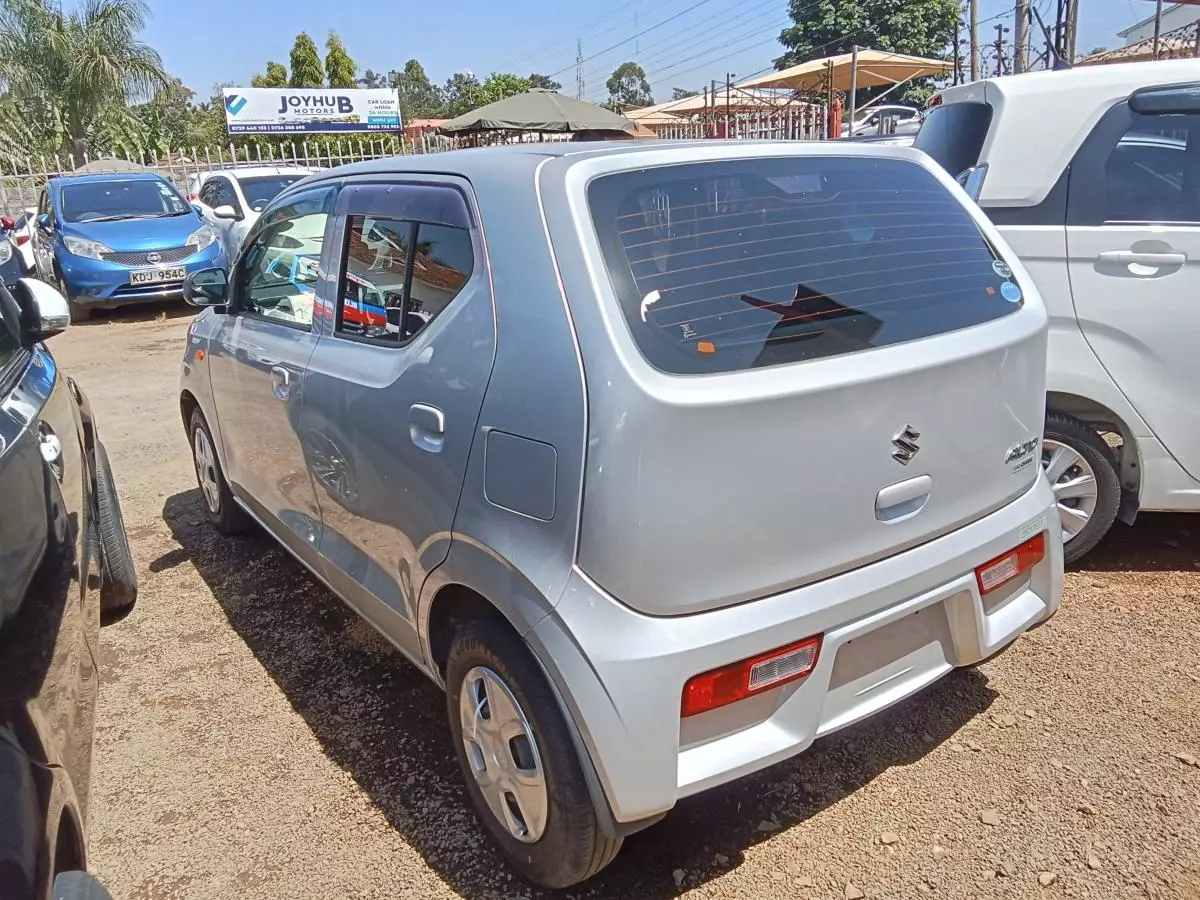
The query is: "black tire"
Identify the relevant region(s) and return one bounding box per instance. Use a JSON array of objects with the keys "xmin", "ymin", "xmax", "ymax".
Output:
[
  {"xmin": 55, "ymin": 270, "xmax": 89, "ymax": 323},
  {"xmin": 188, "ymin": 408, "xmax": 250, "ymax": 535},
  {"xmin": 446, "ymin": 619, "xmax": 622, "ymax": 888},
  {"xmin": 94, "ymin": 442, "xmax": 137, "ymax": 613},
  {"xmin": 1043, "ymin": 412, "xmax": 1121, "ymax": 565}
]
